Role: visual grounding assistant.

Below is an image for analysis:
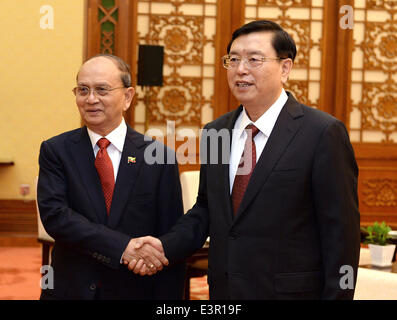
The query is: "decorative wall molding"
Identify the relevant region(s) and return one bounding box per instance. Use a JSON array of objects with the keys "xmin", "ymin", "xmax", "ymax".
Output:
[
  {"xmin": 358, "ymin": 167, "xmax": 397, "ymax": 228},
  {"xmin": 362, "ymin": 178, "xmax": 397, "ymax": 207}
]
